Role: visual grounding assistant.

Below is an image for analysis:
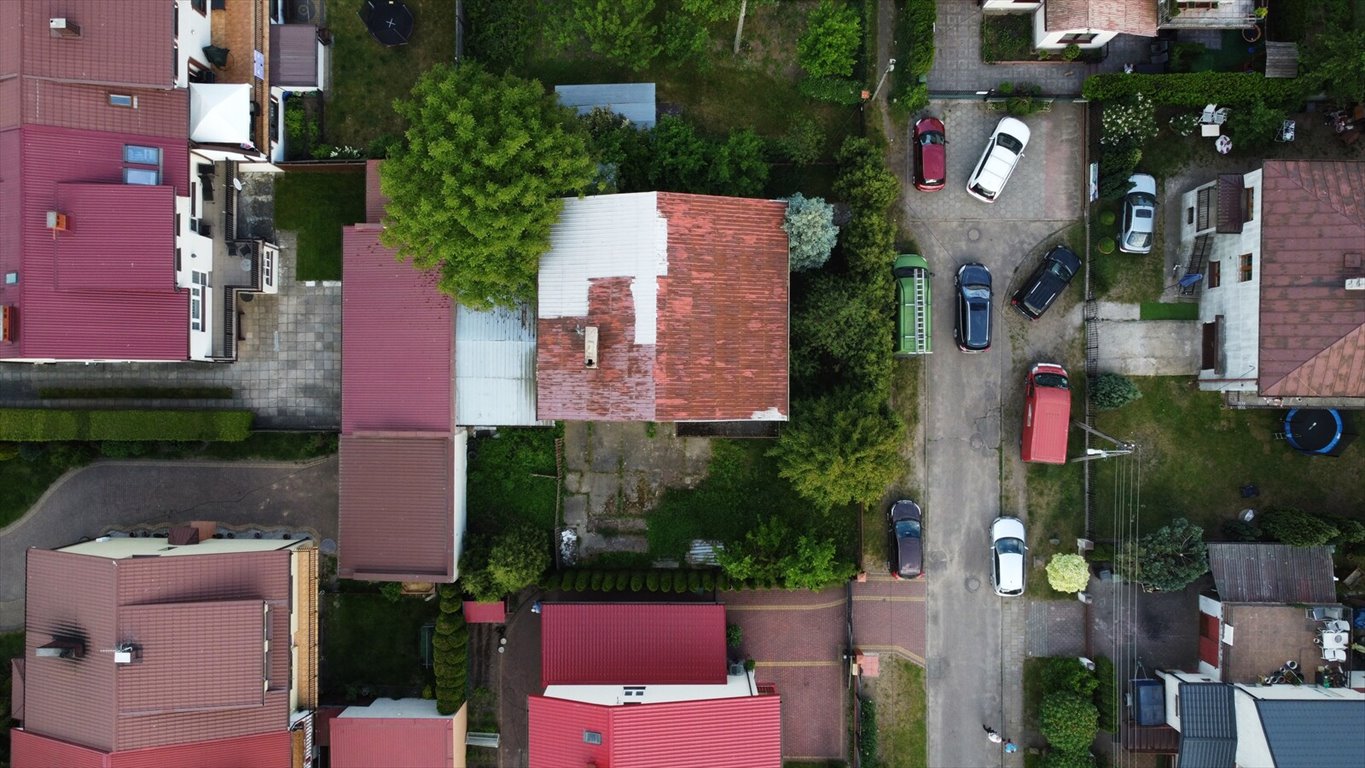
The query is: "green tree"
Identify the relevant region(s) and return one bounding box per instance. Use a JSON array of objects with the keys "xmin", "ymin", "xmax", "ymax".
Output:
[
  {"xmin": 707, "ymin": 128, "xmax": 769, "ymax": 196},
  {"xmin": 783, "ymin": 193, "xmax": 839, "ymax": 271},
  {"xmin": 778, "ymin": 115, "xmax": 826, "ymax": 165},
  {"xmin": 571, "ymin": 0, "xmax": 663, "ymax": 71},
  {"xmin": 1040, "ymin": 691, "xmax": 1099, "ymax": 753},
  {"xmin": 834, "ymin": 137, "xmax": 901, "ymax": 211},
  {"xmin": 1260, "ymin": 506, "xmax": 1340, "ymax": 547},
  {"xmin": 649, "ymin": 115, "xmax": 712, "ymax": 191},
  {"xmin": 381, "ymin": 63, "xmax": 595, "ymax": 309},
  {"xmin": 486, "ymin": 526, "xmax": 550, "ymax": 595},
  {"xmin": 791, "ymin": 274, "xmax": 893, "ymax": 392},
  {"xmin": 782, "ymin": 535, "xmax": 856, "ymax": 590},
  {"xmin": 770, "ymin": 390, "xmax": 905, "ymax": 510},
  {"xmin": 1304, "ymin": 29, "xmax": 1365, "ymax": 104},
  {"xmin": 798, "ymin": 0, "xmax": 862, "ymax": 78},
  {"xmin": 1042, "ymin": 750, "xmax": 1094, "ymax": 768},
  {"xmin": 1090, "ymin": 373, "xmax": 1142, "ymax": 410},
  {"xmin": 1046, "ymin": 554, "xmax": 1090, "ymax": 593},
  {"xmin": 1228, "ymin": 99, "xmax": 1289, "ymax": 150},
  {"xmin": 1042, "ymin": 656, "xmax": 1099, "ymax": 697},
  {"xmin": 1115, "ymin": 517, "xmax": 1209, "ymax": 592}
]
